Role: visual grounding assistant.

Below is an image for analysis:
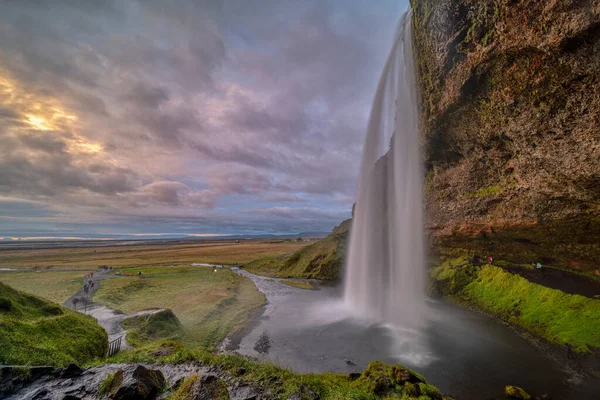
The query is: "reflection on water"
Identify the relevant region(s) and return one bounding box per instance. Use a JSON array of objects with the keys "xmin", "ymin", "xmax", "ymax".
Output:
[{"xmin": 234, "ymin": 269, "xmax": 600, "ymax": 400}]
